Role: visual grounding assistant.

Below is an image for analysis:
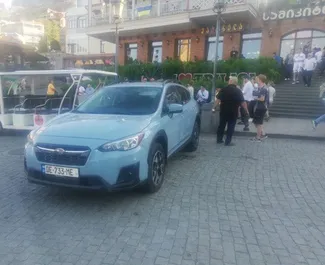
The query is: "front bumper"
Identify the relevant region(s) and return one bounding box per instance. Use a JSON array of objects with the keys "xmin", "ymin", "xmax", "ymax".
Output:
[{"xmin": 24, "ymin": 141, "xmax": 149, "ymax": 191}]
